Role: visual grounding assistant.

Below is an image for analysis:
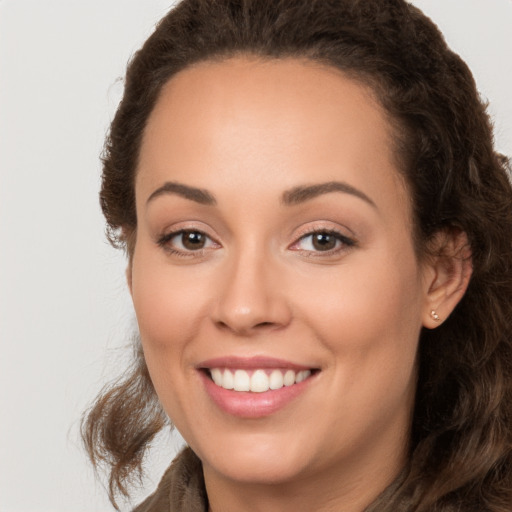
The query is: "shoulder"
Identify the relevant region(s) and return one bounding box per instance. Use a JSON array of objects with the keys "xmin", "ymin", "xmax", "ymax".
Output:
[{"xmin": 132, "ymin": 447, "xmax": 207, "ymax": 512}]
